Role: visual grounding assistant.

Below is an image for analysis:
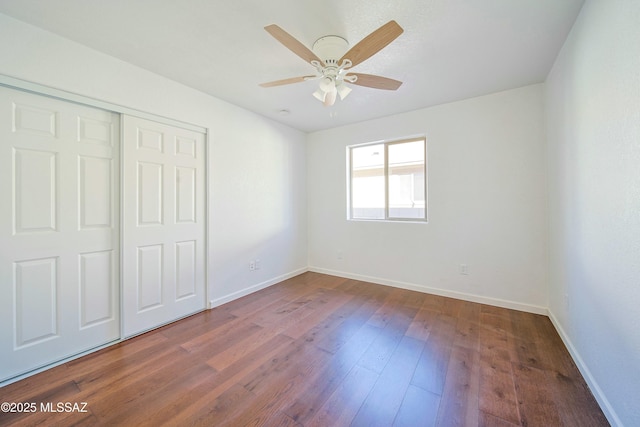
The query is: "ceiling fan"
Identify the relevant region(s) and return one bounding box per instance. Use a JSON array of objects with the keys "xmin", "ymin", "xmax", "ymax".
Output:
[{"xmin": 260, "ymin": 20, "xmax": 404, "ymax": 107}]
